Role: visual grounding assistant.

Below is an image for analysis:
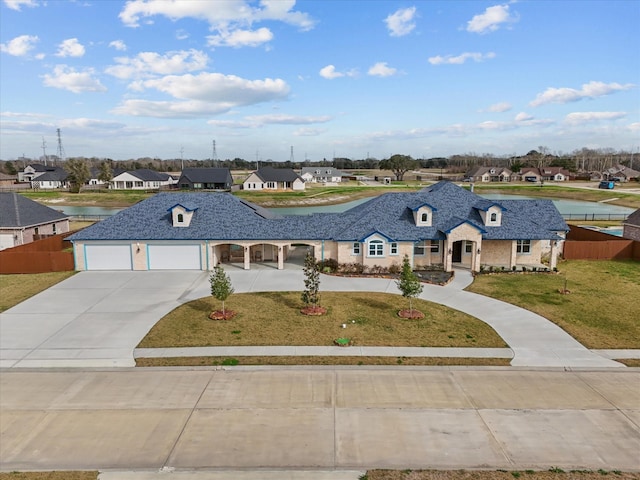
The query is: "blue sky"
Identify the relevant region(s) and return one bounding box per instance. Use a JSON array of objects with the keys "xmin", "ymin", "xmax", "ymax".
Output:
[{"xmin": 1, "ymin": 0, "xmax": 638, "ymax": 163}]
